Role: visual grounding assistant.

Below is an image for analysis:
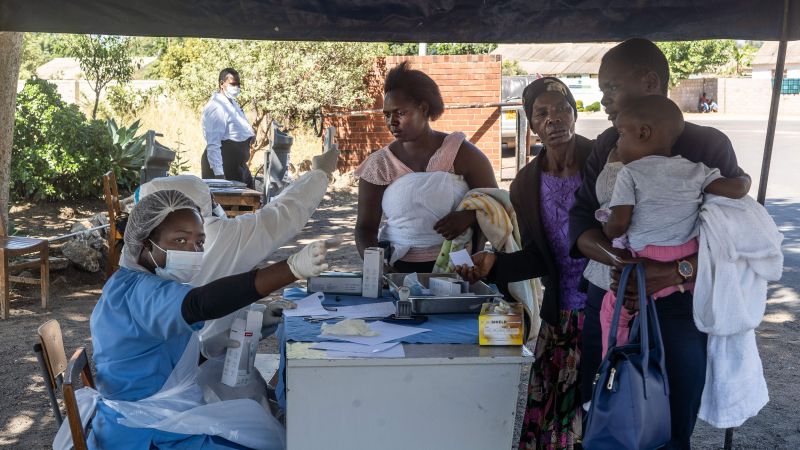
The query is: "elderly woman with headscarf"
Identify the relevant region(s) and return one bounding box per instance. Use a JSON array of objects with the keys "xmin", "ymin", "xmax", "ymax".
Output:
[
  {"xmin": 78, "ymin": 190, "xmax": 331, "ymax": 450},
  {"xmin": 457, "ymin": 78, "xmax": 593, "ymax": 449}
]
